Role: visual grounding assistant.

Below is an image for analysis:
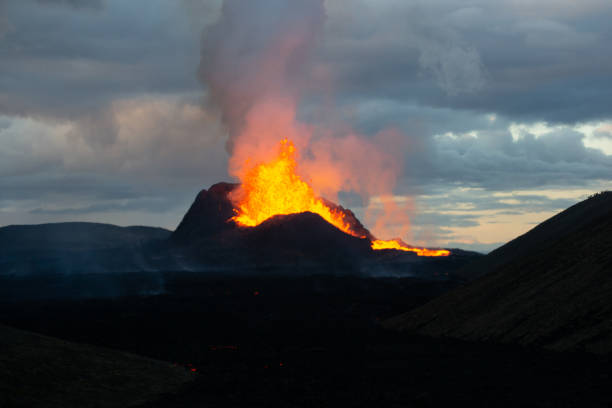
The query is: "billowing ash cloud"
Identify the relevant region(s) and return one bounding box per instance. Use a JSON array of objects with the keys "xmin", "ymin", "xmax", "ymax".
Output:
[
  {"xmin": 34, "ymin": 0, "xmax": 104, "ymax": 9},
  {"xmin": 417, "ymin": 39, "xmax": 485, "ymax": 96},
  {"xmin": 0, "ymin": 2, "xmax": 10, "ymax": 40},
  {"xmin": 197, "ymin": 0, "xmax": 412, "ymax": 241},
  {"xmin": 199, "ymin": 0, "xmax": 325, "ymax": 151}
]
